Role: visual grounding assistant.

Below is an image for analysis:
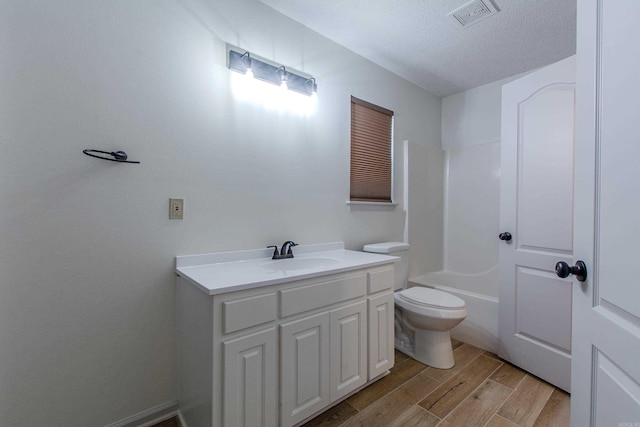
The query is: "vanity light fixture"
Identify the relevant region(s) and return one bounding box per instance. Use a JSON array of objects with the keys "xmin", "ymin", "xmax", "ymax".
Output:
[
  {"xmin": 277, "ymin": 65, "xmax": 288, "ymax": 90},
  {"xmin": 228, "ymin": 48, "xmax": 317, "ymax": 96},
  {"xmin": 306, "ymin": 77, "xmax": 318, "ymax": 96},
  {"xmin": 240, "ymin": 51, "xmax": 253, "ymax": 78}
]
